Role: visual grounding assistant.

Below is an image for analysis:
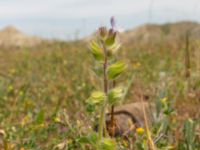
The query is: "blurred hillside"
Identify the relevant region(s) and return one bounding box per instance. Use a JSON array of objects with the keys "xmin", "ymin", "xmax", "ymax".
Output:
[
  {"xmin": 121, "ymin": 21, "xmax": 200, "ymax": 50},
  {"xmin": 0, "ymin": 26, "xmax": 45, "ymax": 48},
  {"xmin": 1, "ymin": 21, "xmax": 200, "ymax": 49}
]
